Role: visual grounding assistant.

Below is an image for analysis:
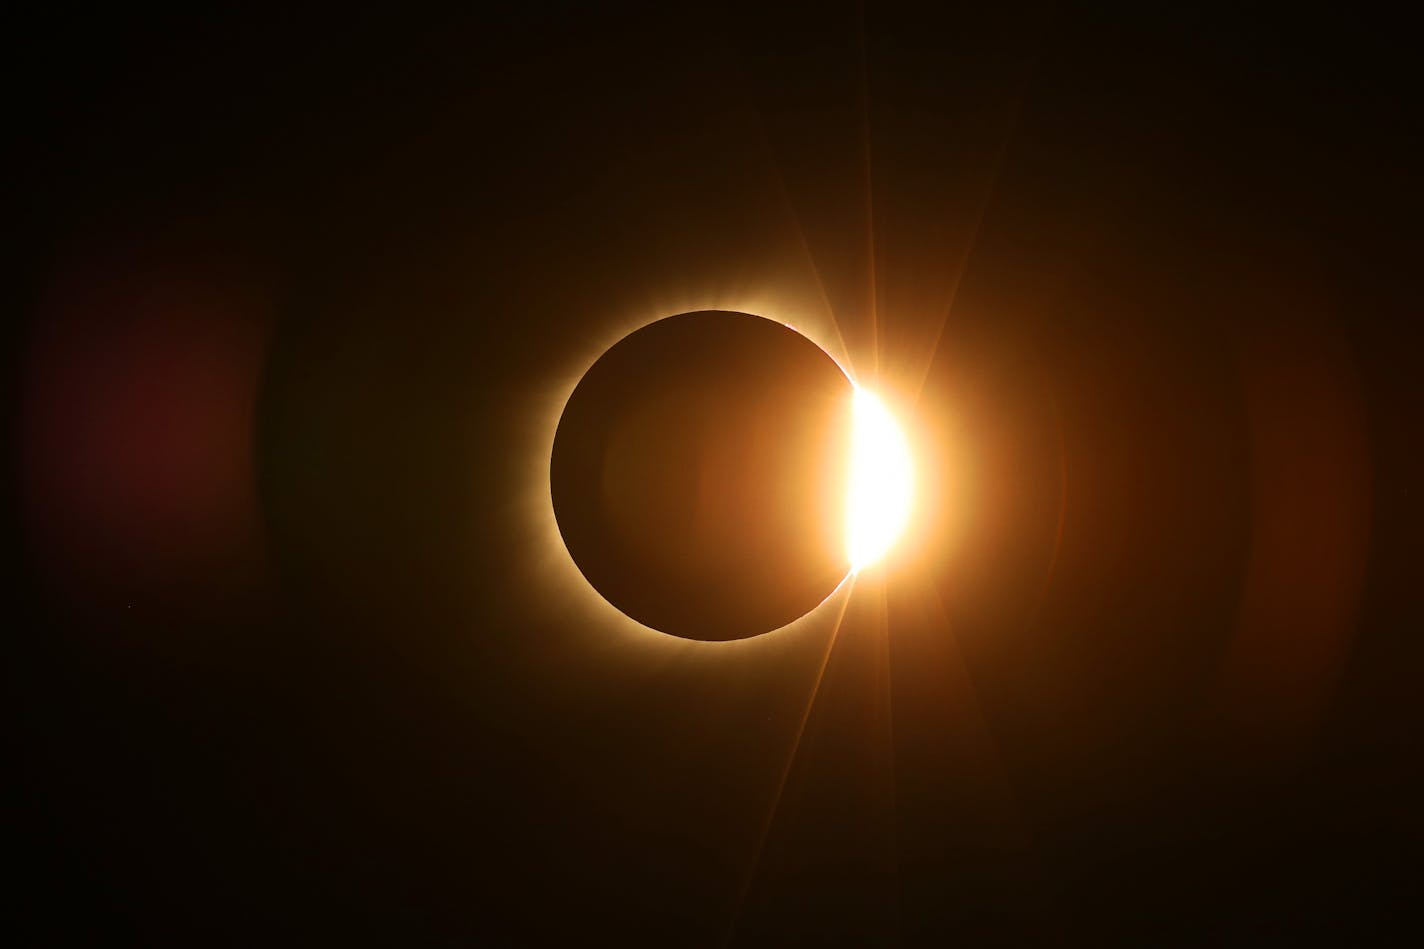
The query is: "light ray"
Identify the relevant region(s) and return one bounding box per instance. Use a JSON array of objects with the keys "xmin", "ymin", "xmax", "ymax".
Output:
[
  {"xmin": 908, "ymin": 28, "xmax": 1049, "ymax": 412},
  {"xmin": 857, "ymin": 0, "xmax": 880, "ymax": 386},
  {"xmin": 723, "ymin": 36, "xmax": 858, "ymax": 379},
  {"xmin": 722, "ymin": 576, "xmax": 857, "ymax": 945}
]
